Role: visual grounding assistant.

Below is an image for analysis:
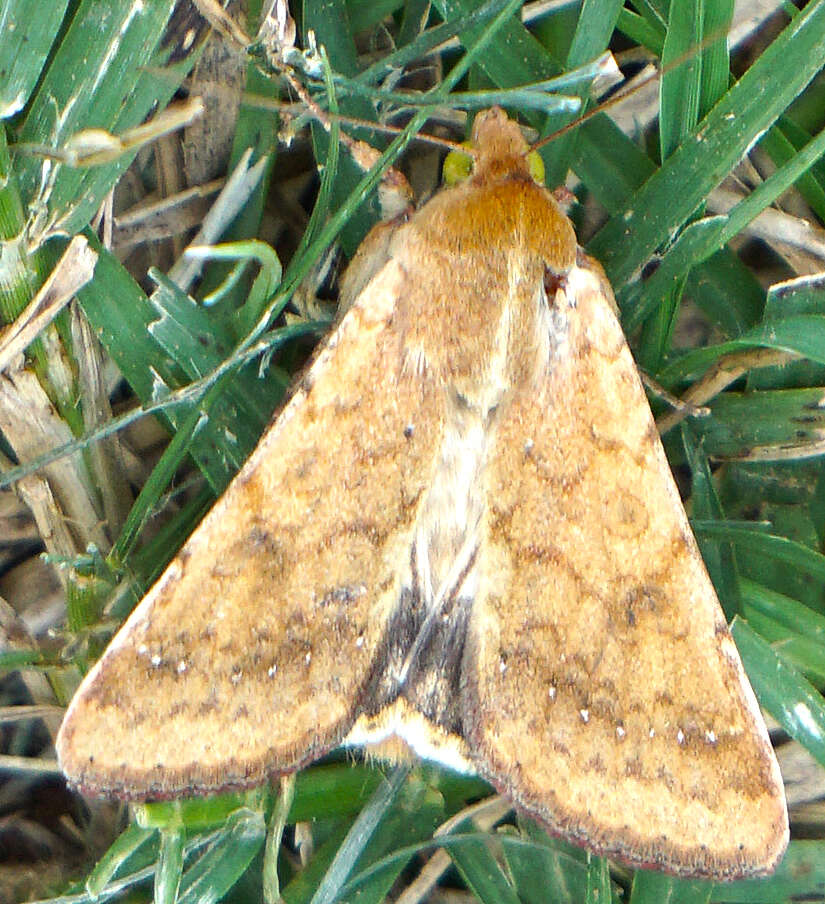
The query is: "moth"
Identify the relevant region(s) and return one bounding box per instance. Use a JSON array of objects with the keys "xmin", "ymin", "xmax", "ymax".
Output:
[{"xmin": 56, "ymin": 107, "xmax": 789, "ymax": 880}]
